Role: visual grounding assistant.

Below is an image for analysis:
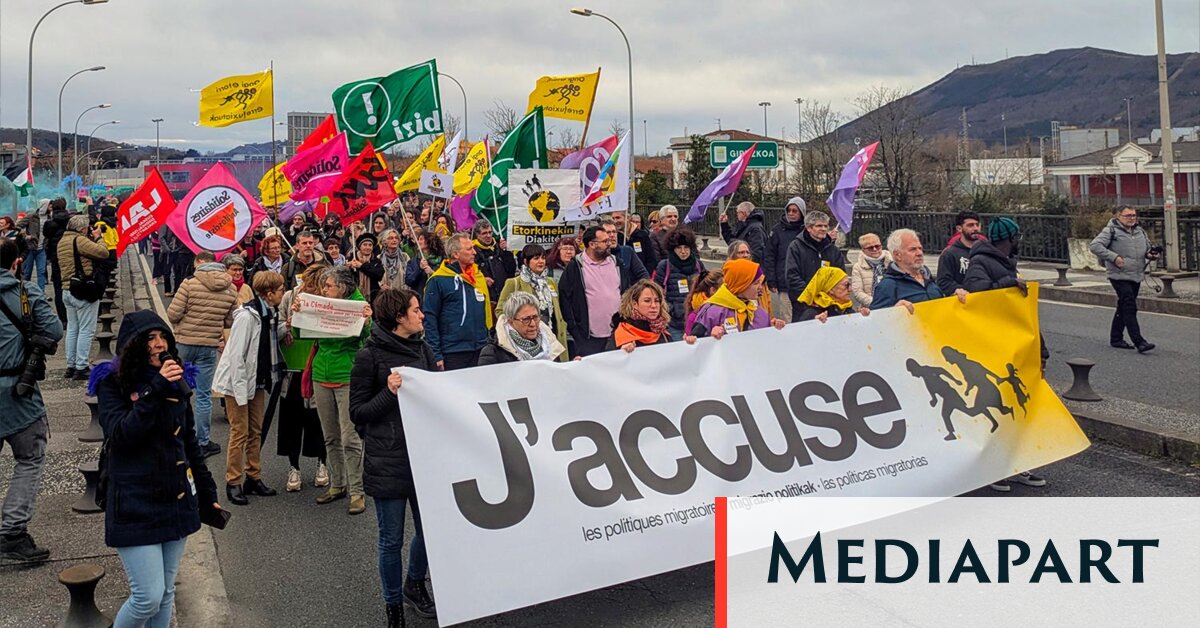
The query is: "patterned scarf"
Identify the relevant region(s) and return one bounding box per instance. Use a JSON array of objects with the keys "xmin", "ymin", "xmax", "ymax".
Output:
[
  {"xmin": 380, "ymin": 247, "xmax": 407, "ymax": 288},
  {"xmin": 504, "ymin": 322, "xmax": 554, "ymax": 361},
  {"xmin": 520, "ymin": 266, "xmax": 554, "ymax": 317}
]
